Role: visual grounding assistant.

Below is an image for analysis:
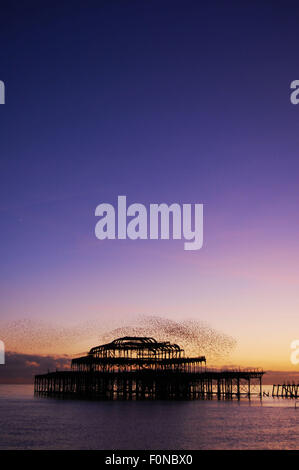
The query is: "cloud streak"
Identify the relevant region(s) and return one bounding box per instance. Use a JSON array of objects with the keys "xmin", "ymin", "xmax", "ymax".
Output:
[{"xmin": 0, "ymin": 352, "xmax": 70, "ymax": 384}]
